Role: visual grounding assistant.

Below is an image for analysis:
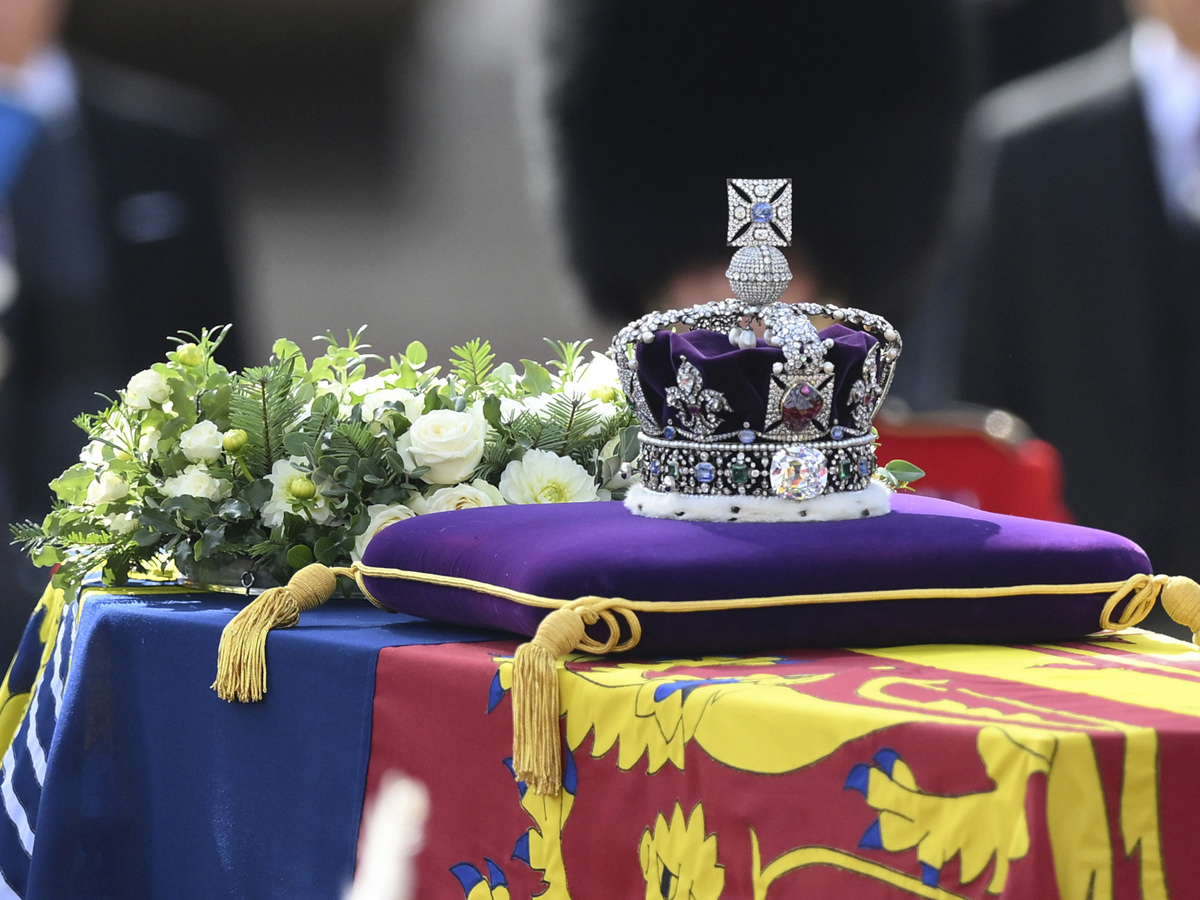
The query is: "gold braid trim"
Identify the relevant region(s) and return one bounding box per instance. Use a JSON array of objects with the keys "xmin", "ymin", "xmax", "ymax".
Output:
[{"xmin": 212, "ymin": 563, "xmax": 1200, "ymax": 793}]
